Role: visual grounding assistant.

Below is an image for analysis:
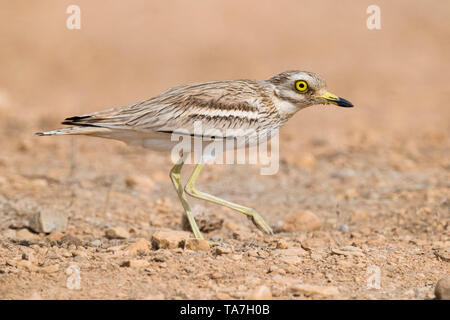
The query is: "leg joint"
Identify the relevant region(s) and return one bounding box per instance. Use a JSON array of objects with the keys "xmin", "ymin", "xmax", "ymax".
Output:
[{"xmin": 184, "ymin": 182, "xmax": 196, "ymax": 196}]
